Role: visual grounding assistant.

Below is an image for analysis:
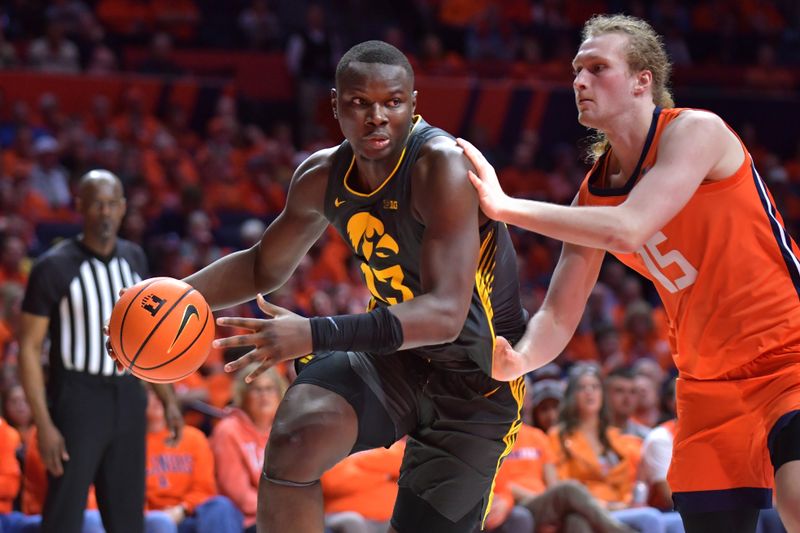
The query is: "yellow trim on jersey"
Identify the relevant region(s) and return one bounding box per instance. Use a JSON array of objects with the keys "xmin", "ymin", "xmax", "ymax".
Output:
[
  {"xmin": 475, "ymin": 228, "xmax": 497, "ymax": 353},
  {"xmin": 482, "ymin": 376, "xmax": 526, "ymax": 529},
  {"xmin": 342, "ymin": 116, "xmax": 422, "ymax": 198}
]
